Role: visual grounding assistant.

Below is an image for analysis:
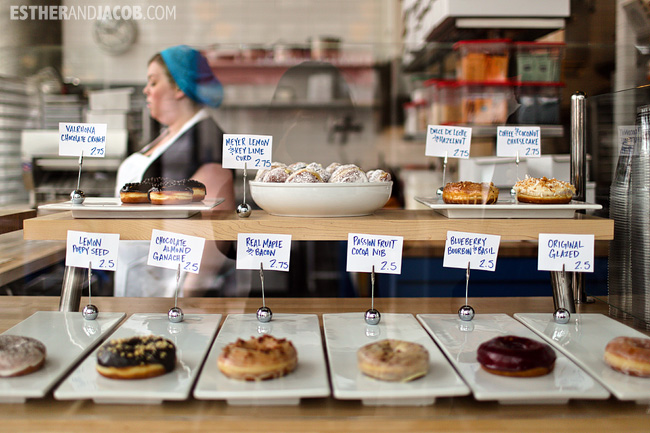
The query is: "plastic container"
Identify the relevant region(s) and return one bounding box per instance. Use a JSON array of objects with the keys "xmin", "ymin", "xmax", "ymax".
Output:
[
  {"xmin": 513, "ymin": 81, "xmax": 563, "ymax": 124},
  {"xmin": 459, "ymin": 81, "xmax": 513, "ymax": 125},
  {"xmin": 404, "ymin": 100, "xmax": 428, "ymax": 136},
  {"xmin": 436, "ymin": 80, "xmax": 462, "ymax": 124},
  {"xmin": 515, "ymin": 42, "xmax": 565, "ymax": 82},
  {"xmin": 454, "ymin": 39, "xmax": 511, "ymax": 82}
]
